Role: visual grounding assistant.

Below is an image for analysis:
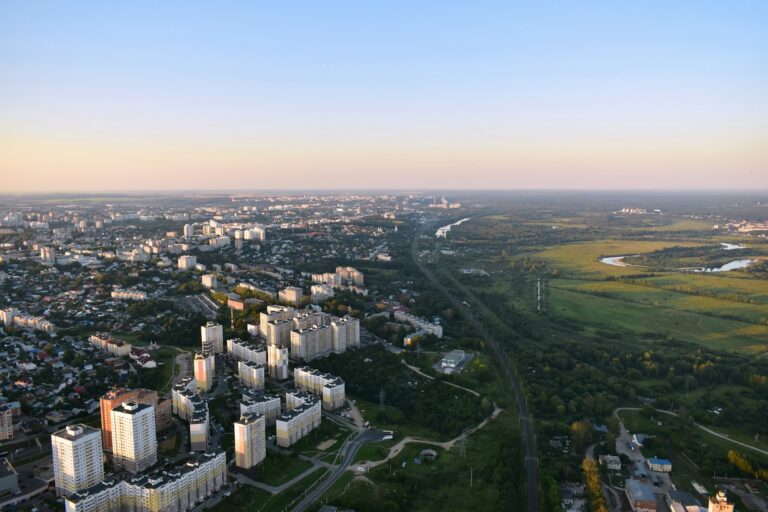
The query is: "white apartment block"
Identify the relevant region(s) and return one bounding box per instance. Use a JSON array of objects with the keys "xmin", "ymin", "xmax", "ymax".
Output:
[
  {"xmin": 393, "ymin": 310, "xmax": 443, "ymax": 338},
  {"xmin": 201, "ymin": 274, "xmax": 218, "ymax": 289},
  {"xmin": 110, "ymin": 289, "xmax": 147, "ymax": 301},
  {"xmin": 226, "ymin": 338, "xmax": 267, "ymax": 365},
  {"xmin": 171, "ymin": 377, "xmax": 196, "ymax": 417},
  {"xmin": 111, "ymin": 402, "xmax": 157, "ymax": 474},
  {"xmin": 183, "ymin": 223, "xmax": 194, "ymax": 238},
  {"xmin": 64, "ymin": 452, "xmax": 226, "ymax": 512},
  {"xmin": 290, "ymin": 325, "xmax": 332, "ymax": 362},
  {"xmin": 292, "ymin": 310, "xmax": 331, "ymax": 330},
  {"xmin": 88, "ymin": 333, "xmax": 132, "ymax": 356},
  {"xmin": 201, "ymin": 322, "xmax": 224, "ymax": 353},
  {"xmin": 238, "ymin": 361, "xmax": 265, "ymax": 390},
  {"xmin": 240, "ymin": 391, "xmax": 282, "ymax": 427},
  {"xmin": 276, "ymin": 396, "xmax": 321, "ymax": 448},
  {"xmin": 194, "ymin": 352, "xmax": 215, "ymax": 392},
  {"xmin": 234, "ymin": 414, "xmax": 266, "ymax": 470},
  {"xmin": 177, "ymin": 255, "xmax": 197, "ymax": 270},
  {"xmin": 189, "ymin": 410, "xmax": 209, "ymax": 452},
  {"xmin": 265, "ymin": 319, "xmax": 292, "ymax": 347},
  {"xmin": 330, "ymin": 316, "xmax": 360, "ymax": 353},
  {"xmin": 267, "ymin": 344, "xmax": 289, "ymax": 380},
  {"xmin": 310, "ymin": 284, "xmax": 334, "ymax": 303},
  {"xmin": 52, "ymin": 424, "xmax": 104, "ymax": 497},
  {"xmin": 278, "ymin": 286, "xmax": 303, "ymax": 306},
  {"xmin": 259, "ymin": 305, "xmax": 296, "ymax": 336},
  {"xmin": 294, "ymin": 367, "xmax": 346, "ymax": 410}
]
